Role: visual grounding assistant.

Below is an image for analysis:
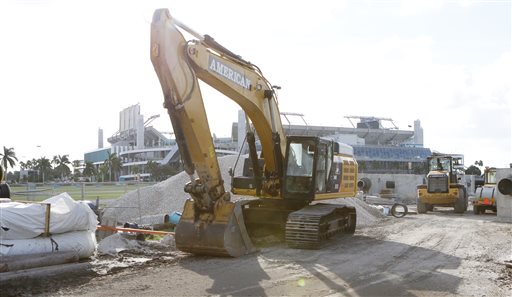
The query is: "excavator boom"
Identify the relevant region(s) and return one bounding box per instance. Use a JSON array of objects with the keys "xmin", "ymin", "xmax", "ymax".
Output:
[{"xmin": 151, "ymin": 9, "xmax": 258, "ymax": 256}]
